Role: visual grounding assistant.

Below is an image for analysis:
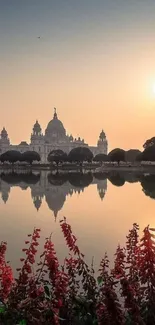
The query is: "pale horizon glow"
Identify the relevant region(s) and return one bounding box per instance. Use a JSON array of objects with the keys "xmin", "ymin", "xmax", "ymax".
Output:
[
  {"xmin": 0, "ymin": 1, "xmax": 155, "ymax": 151},
  {"xmin": 153, "ymin": 83, "xmax": 155, "ymax": 95}
]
